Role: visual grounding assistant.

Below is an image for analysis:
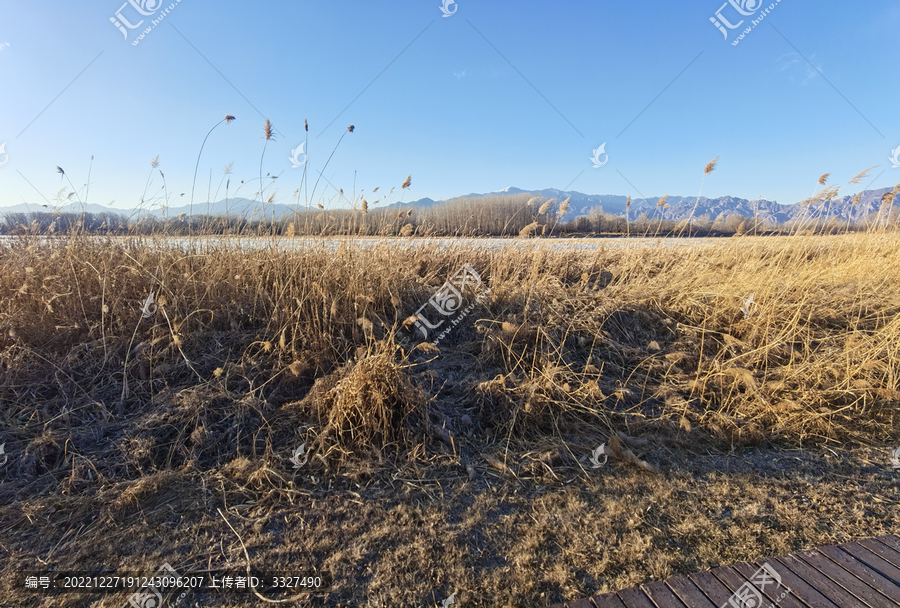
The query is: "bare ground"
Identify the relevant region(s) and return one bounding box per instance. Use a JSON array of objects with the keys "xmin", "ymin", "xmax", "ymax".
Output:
[{"xmin": 1, "ymin": 435, "xmax": 898, "ymax": 607}]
